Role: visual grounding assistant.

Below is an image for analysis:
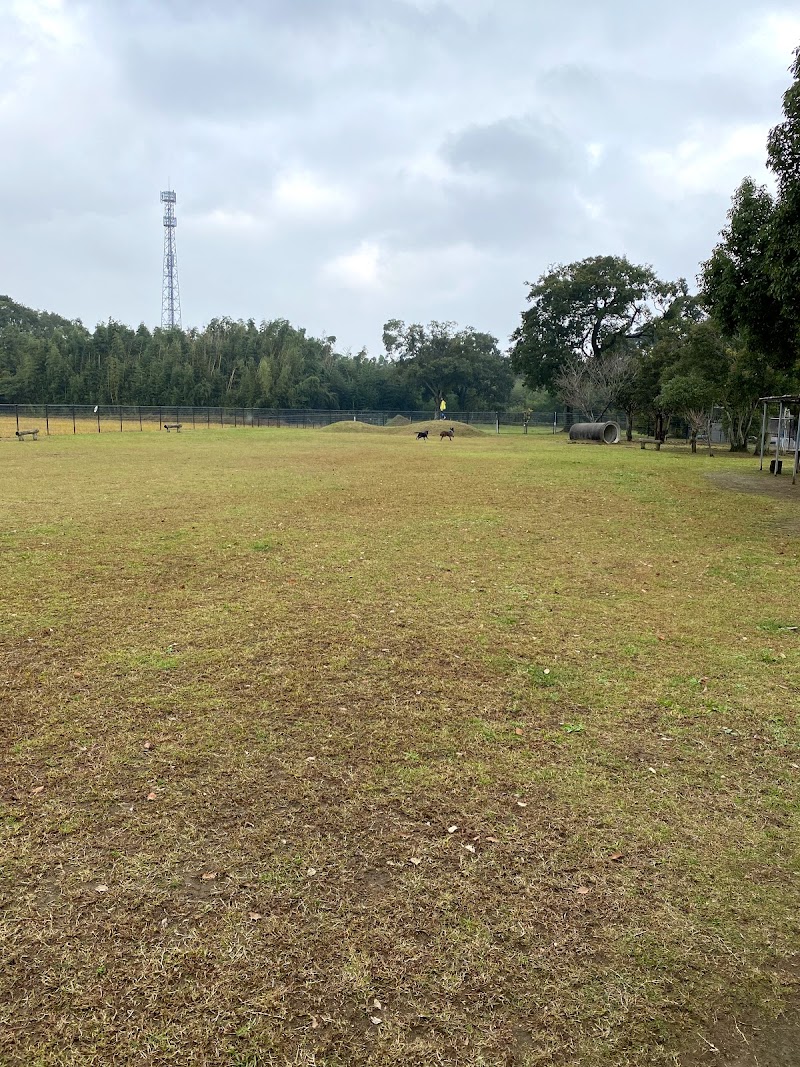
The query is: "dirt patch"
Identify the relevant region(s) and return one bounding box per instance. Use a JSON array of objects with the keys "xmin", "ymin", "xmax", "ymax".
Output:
[
  {"xmin": 686, "ymin": 1006, "xmax": 800, "ymax": 1066},
  {"xmin": 707, "ymin": 469, "xmax": 800, "ymax": 501}
]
